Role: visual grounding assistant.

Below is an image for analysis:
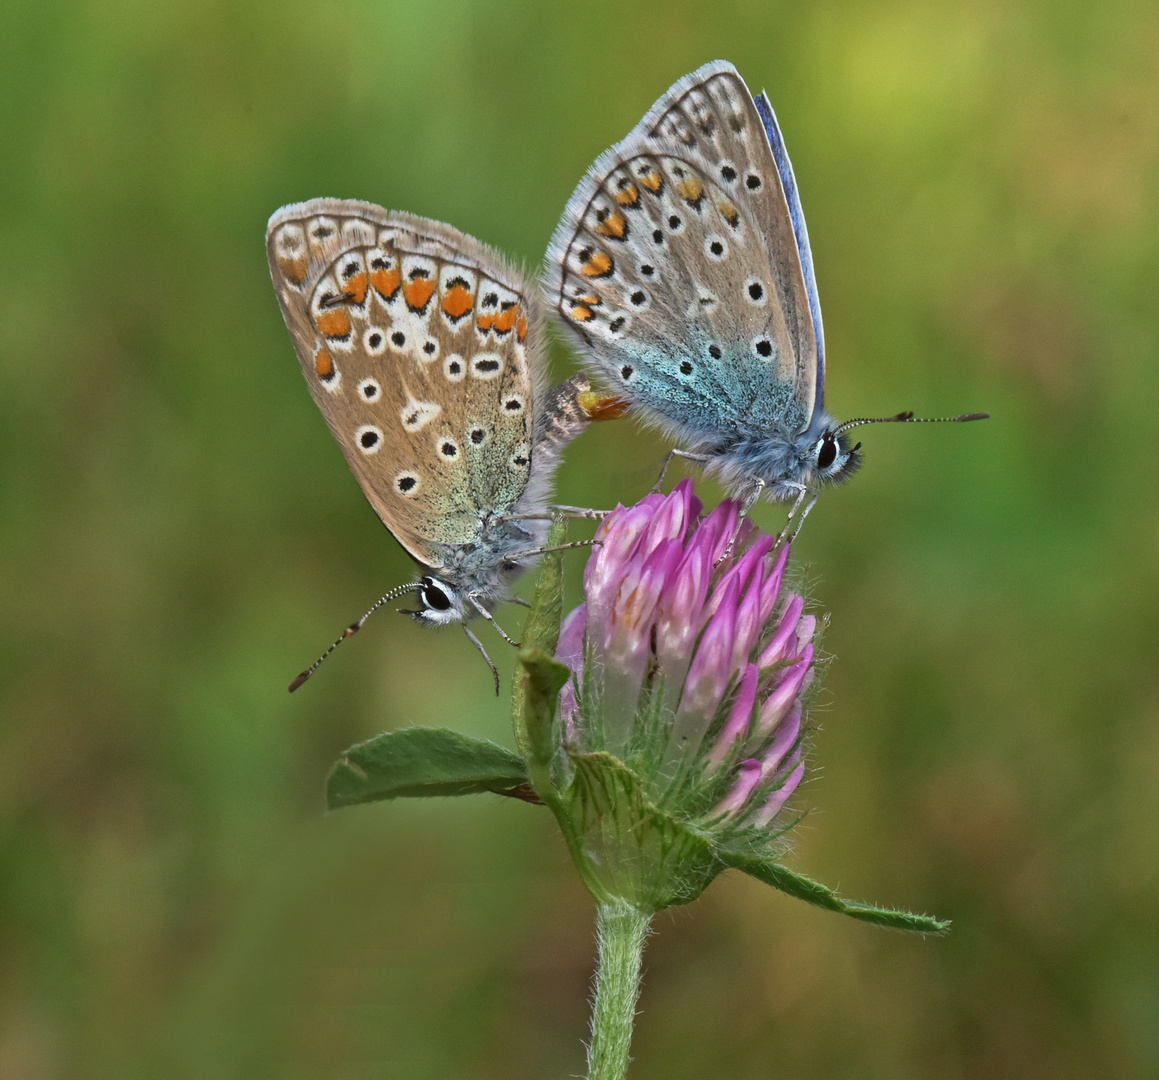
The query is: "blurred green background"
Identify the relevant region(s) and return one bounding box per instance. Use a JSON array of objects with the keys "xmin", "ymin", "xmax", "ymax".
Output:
[{"xmin": 3, "ymin": 0, "xmax": 1157, "ymax": 1076}]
